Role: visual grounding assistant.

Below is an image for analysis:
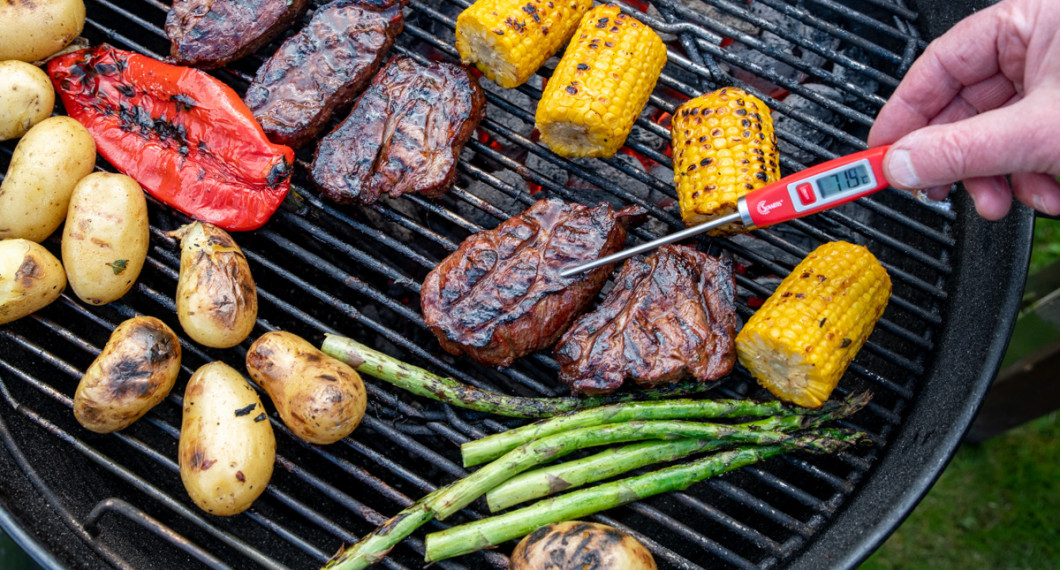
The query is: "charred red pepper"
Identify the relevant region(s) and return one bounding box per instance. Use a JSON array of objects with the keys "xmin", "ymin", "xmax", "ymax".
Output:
[{"xmin": 47, "ymin": 44, "xmax": 294, "ymax": 232}]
